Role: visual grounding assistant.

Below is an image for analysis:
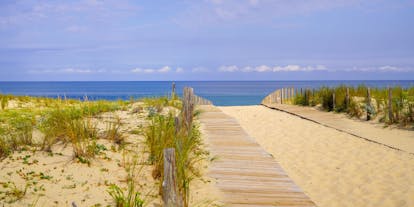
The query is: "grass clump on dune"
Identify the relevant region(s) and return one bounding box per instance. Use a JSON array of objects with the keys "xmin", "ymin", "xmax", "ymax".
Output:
[{"xmin": 0, "ymin": 109, "xmax": 36, "ymax": 159}]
